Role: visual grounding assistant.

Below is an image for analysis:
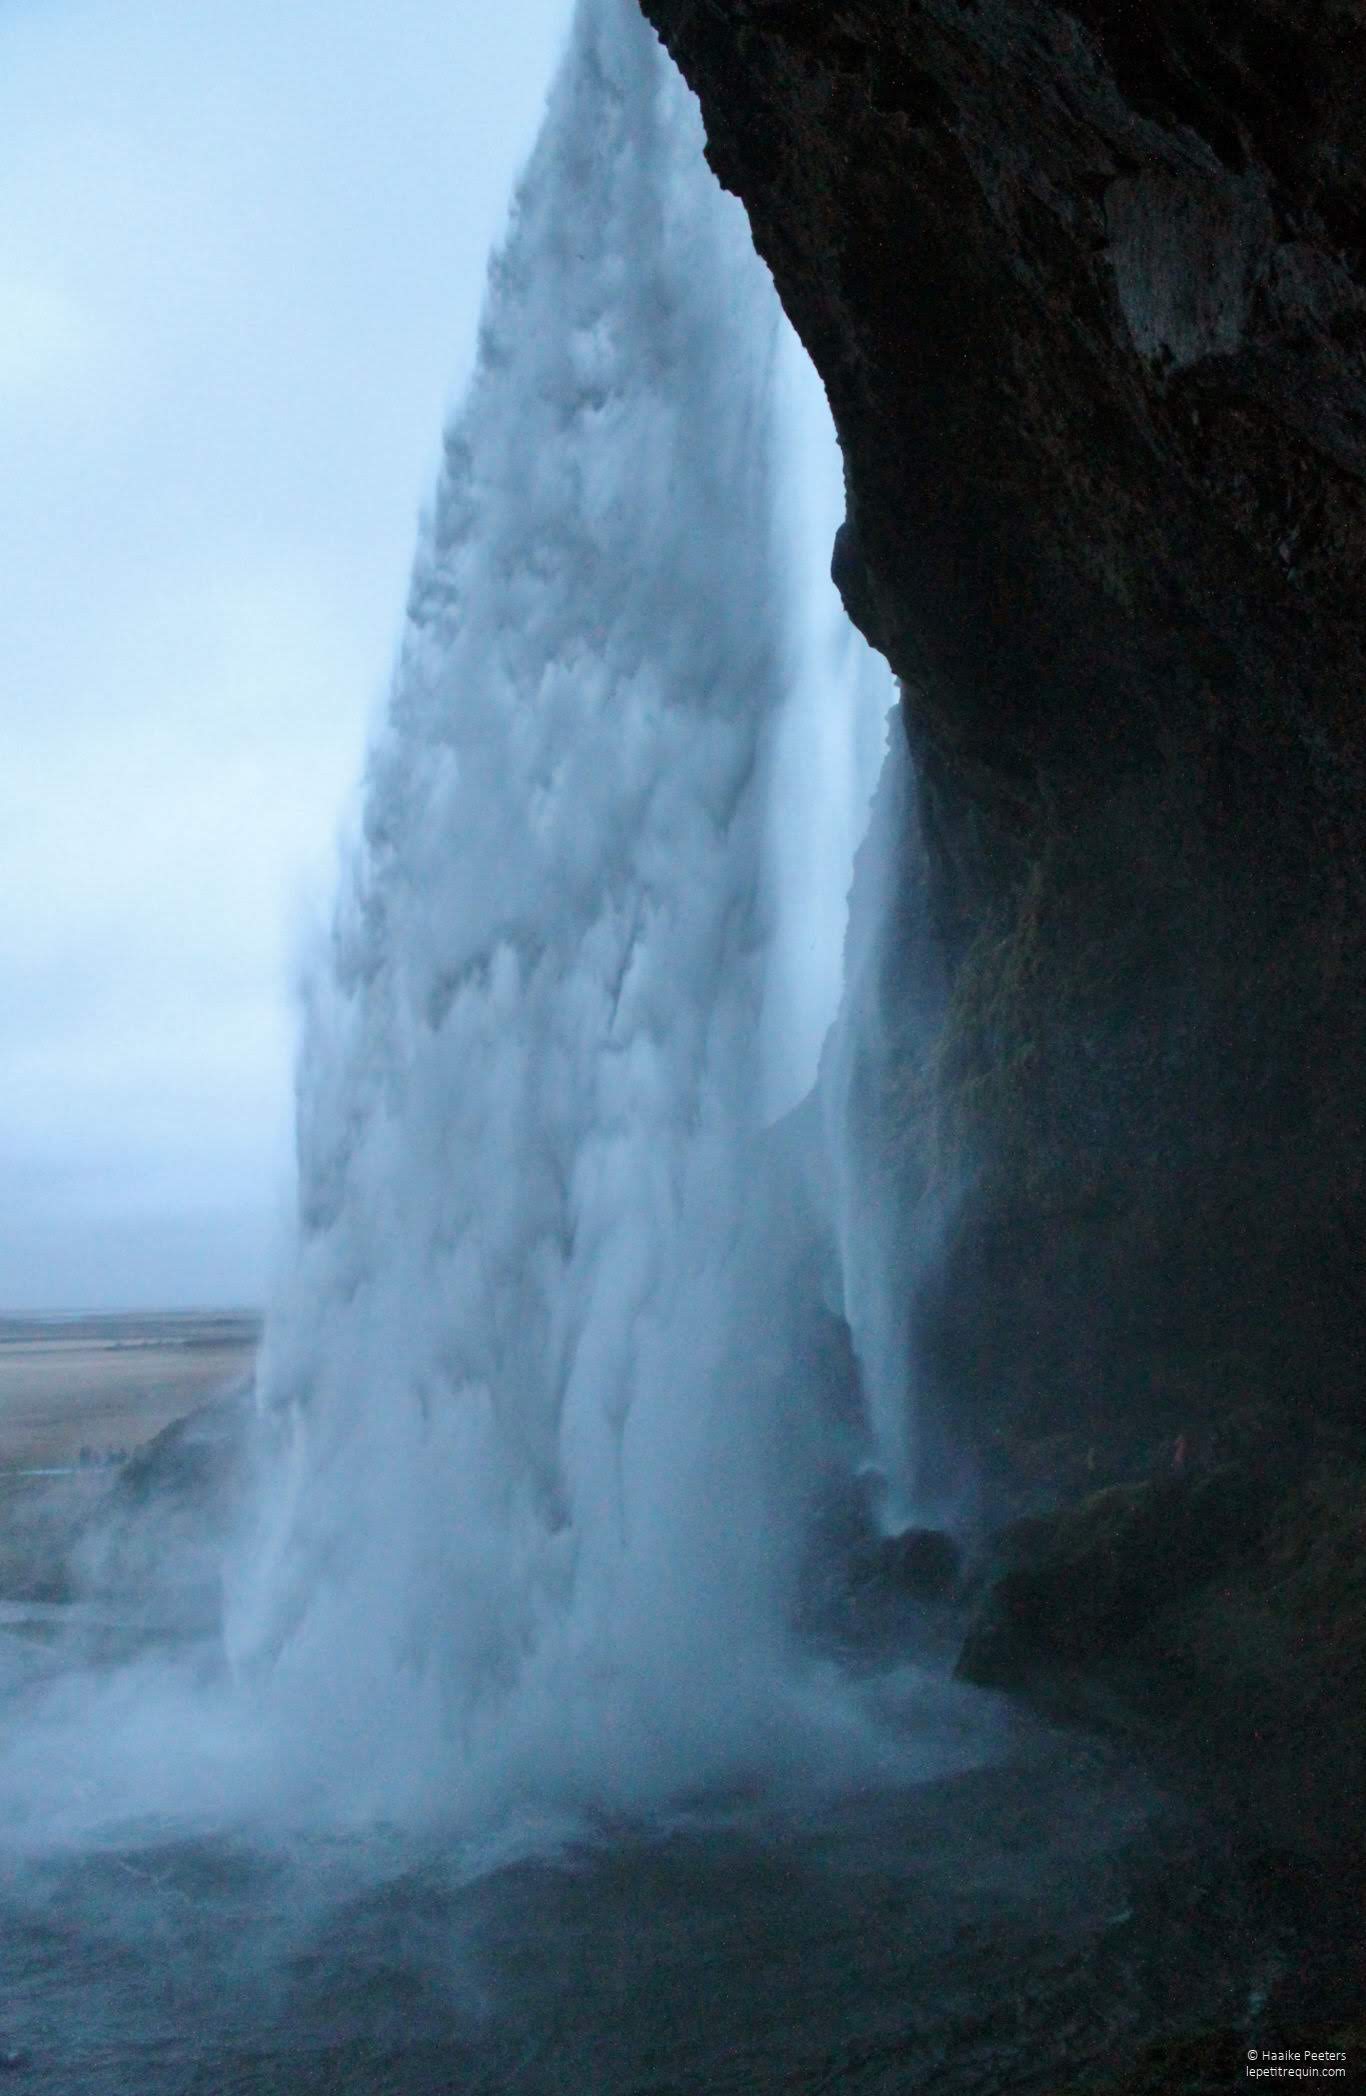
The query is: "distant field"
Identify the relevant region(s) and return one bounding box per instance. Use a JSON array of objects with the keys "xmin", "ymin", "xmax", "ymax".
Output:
[{"xmin": 0, "ymin": 1312, "xmax": 260, "ymax": 1468}]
